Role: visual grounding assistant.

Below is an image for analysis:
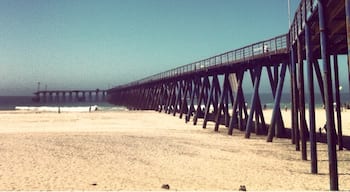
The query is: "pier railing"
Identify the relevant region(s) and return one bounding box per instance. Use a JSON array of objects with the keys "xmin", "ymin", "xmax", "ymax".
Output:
[
  {"xmin": 112, "ymin": 34, "xmax": 288, "ymax": 90},
  {"xmin": 289, "ymin": 0, "xmax": 318, "ymax": 44}
]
